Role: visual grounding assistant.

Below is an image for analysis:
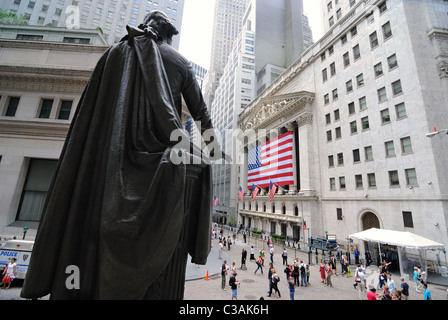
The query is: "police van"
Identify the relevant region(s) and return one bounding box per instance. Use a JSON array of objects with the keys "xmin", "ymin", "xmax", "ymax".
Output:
[{"xmin": 0, "ymin": 240, "xmax": 34, "ymax": 279}]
